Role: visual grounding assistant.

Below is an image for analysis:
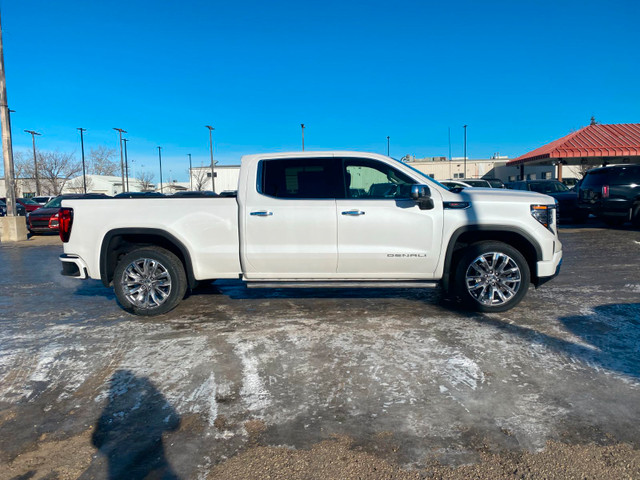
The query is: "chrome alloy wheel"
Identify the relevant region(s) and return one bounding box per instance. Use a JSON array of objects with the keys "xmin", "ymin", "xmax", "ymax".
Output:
[
  {"xmin": 121, "ymin": 258, "xmax": 172, "ymax": 309},
  {"xmin": 464, "ymin": 252, "xmax": 521, "ymax": 306}
]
